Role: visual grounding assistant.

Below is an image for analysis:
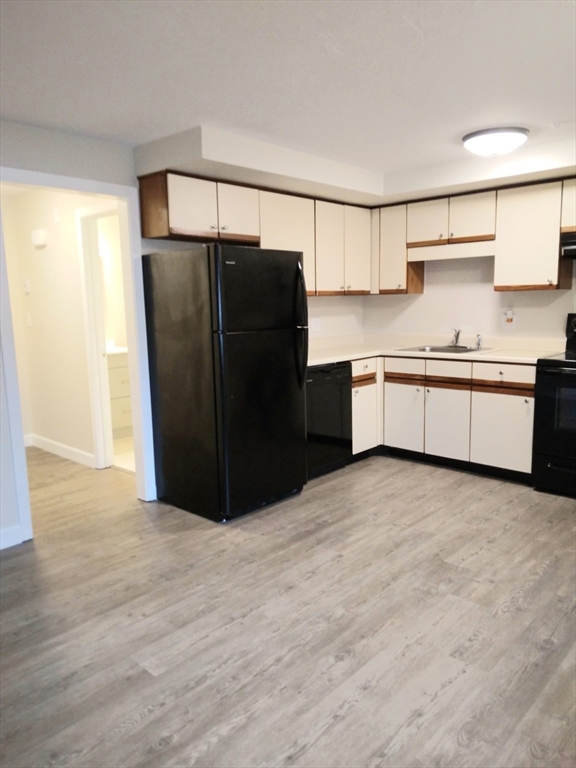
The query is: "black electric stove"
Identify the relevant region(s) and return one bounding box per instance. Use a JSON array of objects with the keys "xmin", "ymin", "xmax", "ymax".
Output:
[{"xmin": 532, "ymin": 314, "xmax": 576, "ymax": 497}]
